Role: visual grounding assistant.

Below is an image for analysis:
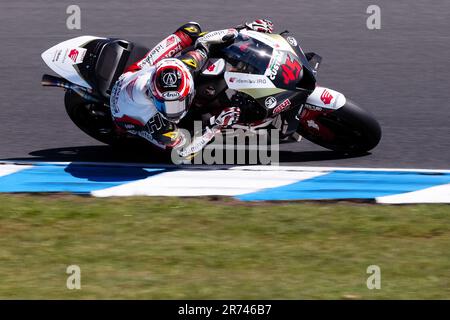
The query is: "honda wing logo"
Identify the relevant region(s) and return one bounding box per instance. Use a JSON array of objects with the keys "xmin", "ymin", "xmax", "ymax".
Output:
[
  {"xmin": 68, "ymin": 49, "xmax": 79, "ymax": 62},
  {"xmin": 320, "ymin": 89, "xmax": 334, "ymax": 105},
  {"xmin": 281, "ymin": 55, "xmax": 302, "ymax": 85},
  {"xmin": 207, "ymin": 63, "xmax": 216, "ymax": 72}
]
